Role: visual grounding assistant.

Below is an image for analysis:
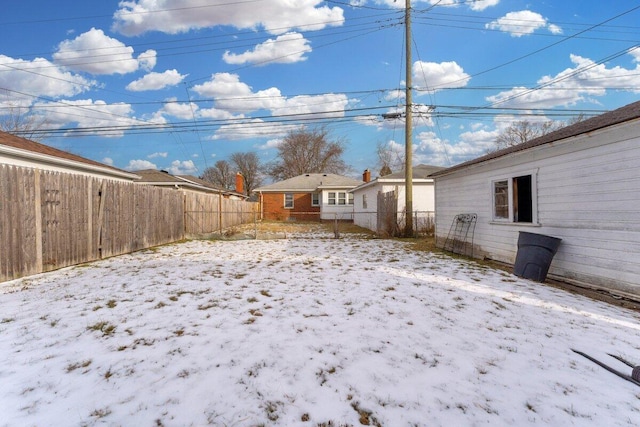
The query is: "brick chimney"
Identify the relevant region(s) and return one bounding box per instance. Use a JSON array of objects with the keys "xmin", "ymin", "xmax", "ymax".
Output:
[
  {"xmin": 363, "ymin": 169, "xmax": 371, "ymax": 183},
  {"xmin": 235, "ymin": 172, "xmax": 244, "ymax": 194}
]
